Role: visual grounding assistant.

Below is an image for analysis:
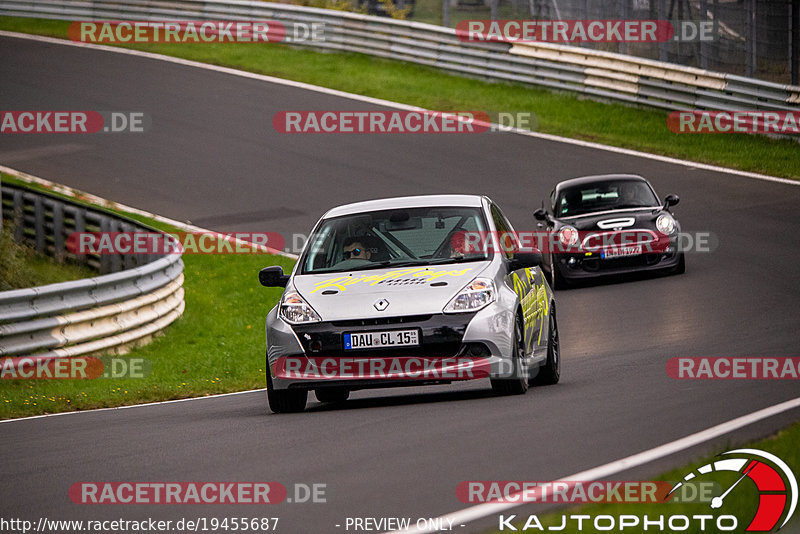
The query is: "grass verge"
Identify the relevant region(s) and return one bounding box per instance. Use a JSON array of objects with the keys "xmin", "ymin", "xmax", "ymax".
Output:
[
  {"xmin": 0, "ymin": 16, "xmax": 798, "ymax": 179},
  {"xmin": 0, "ymin": 174, "xmax": 293, "ymax": 420},
  {"xmin": 0, "ymin": 224, "xmax": 96, "ymax": 290},
  {"xmin": 491, "ymin": 420, "xmax": 800, "ymax": 533}
]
